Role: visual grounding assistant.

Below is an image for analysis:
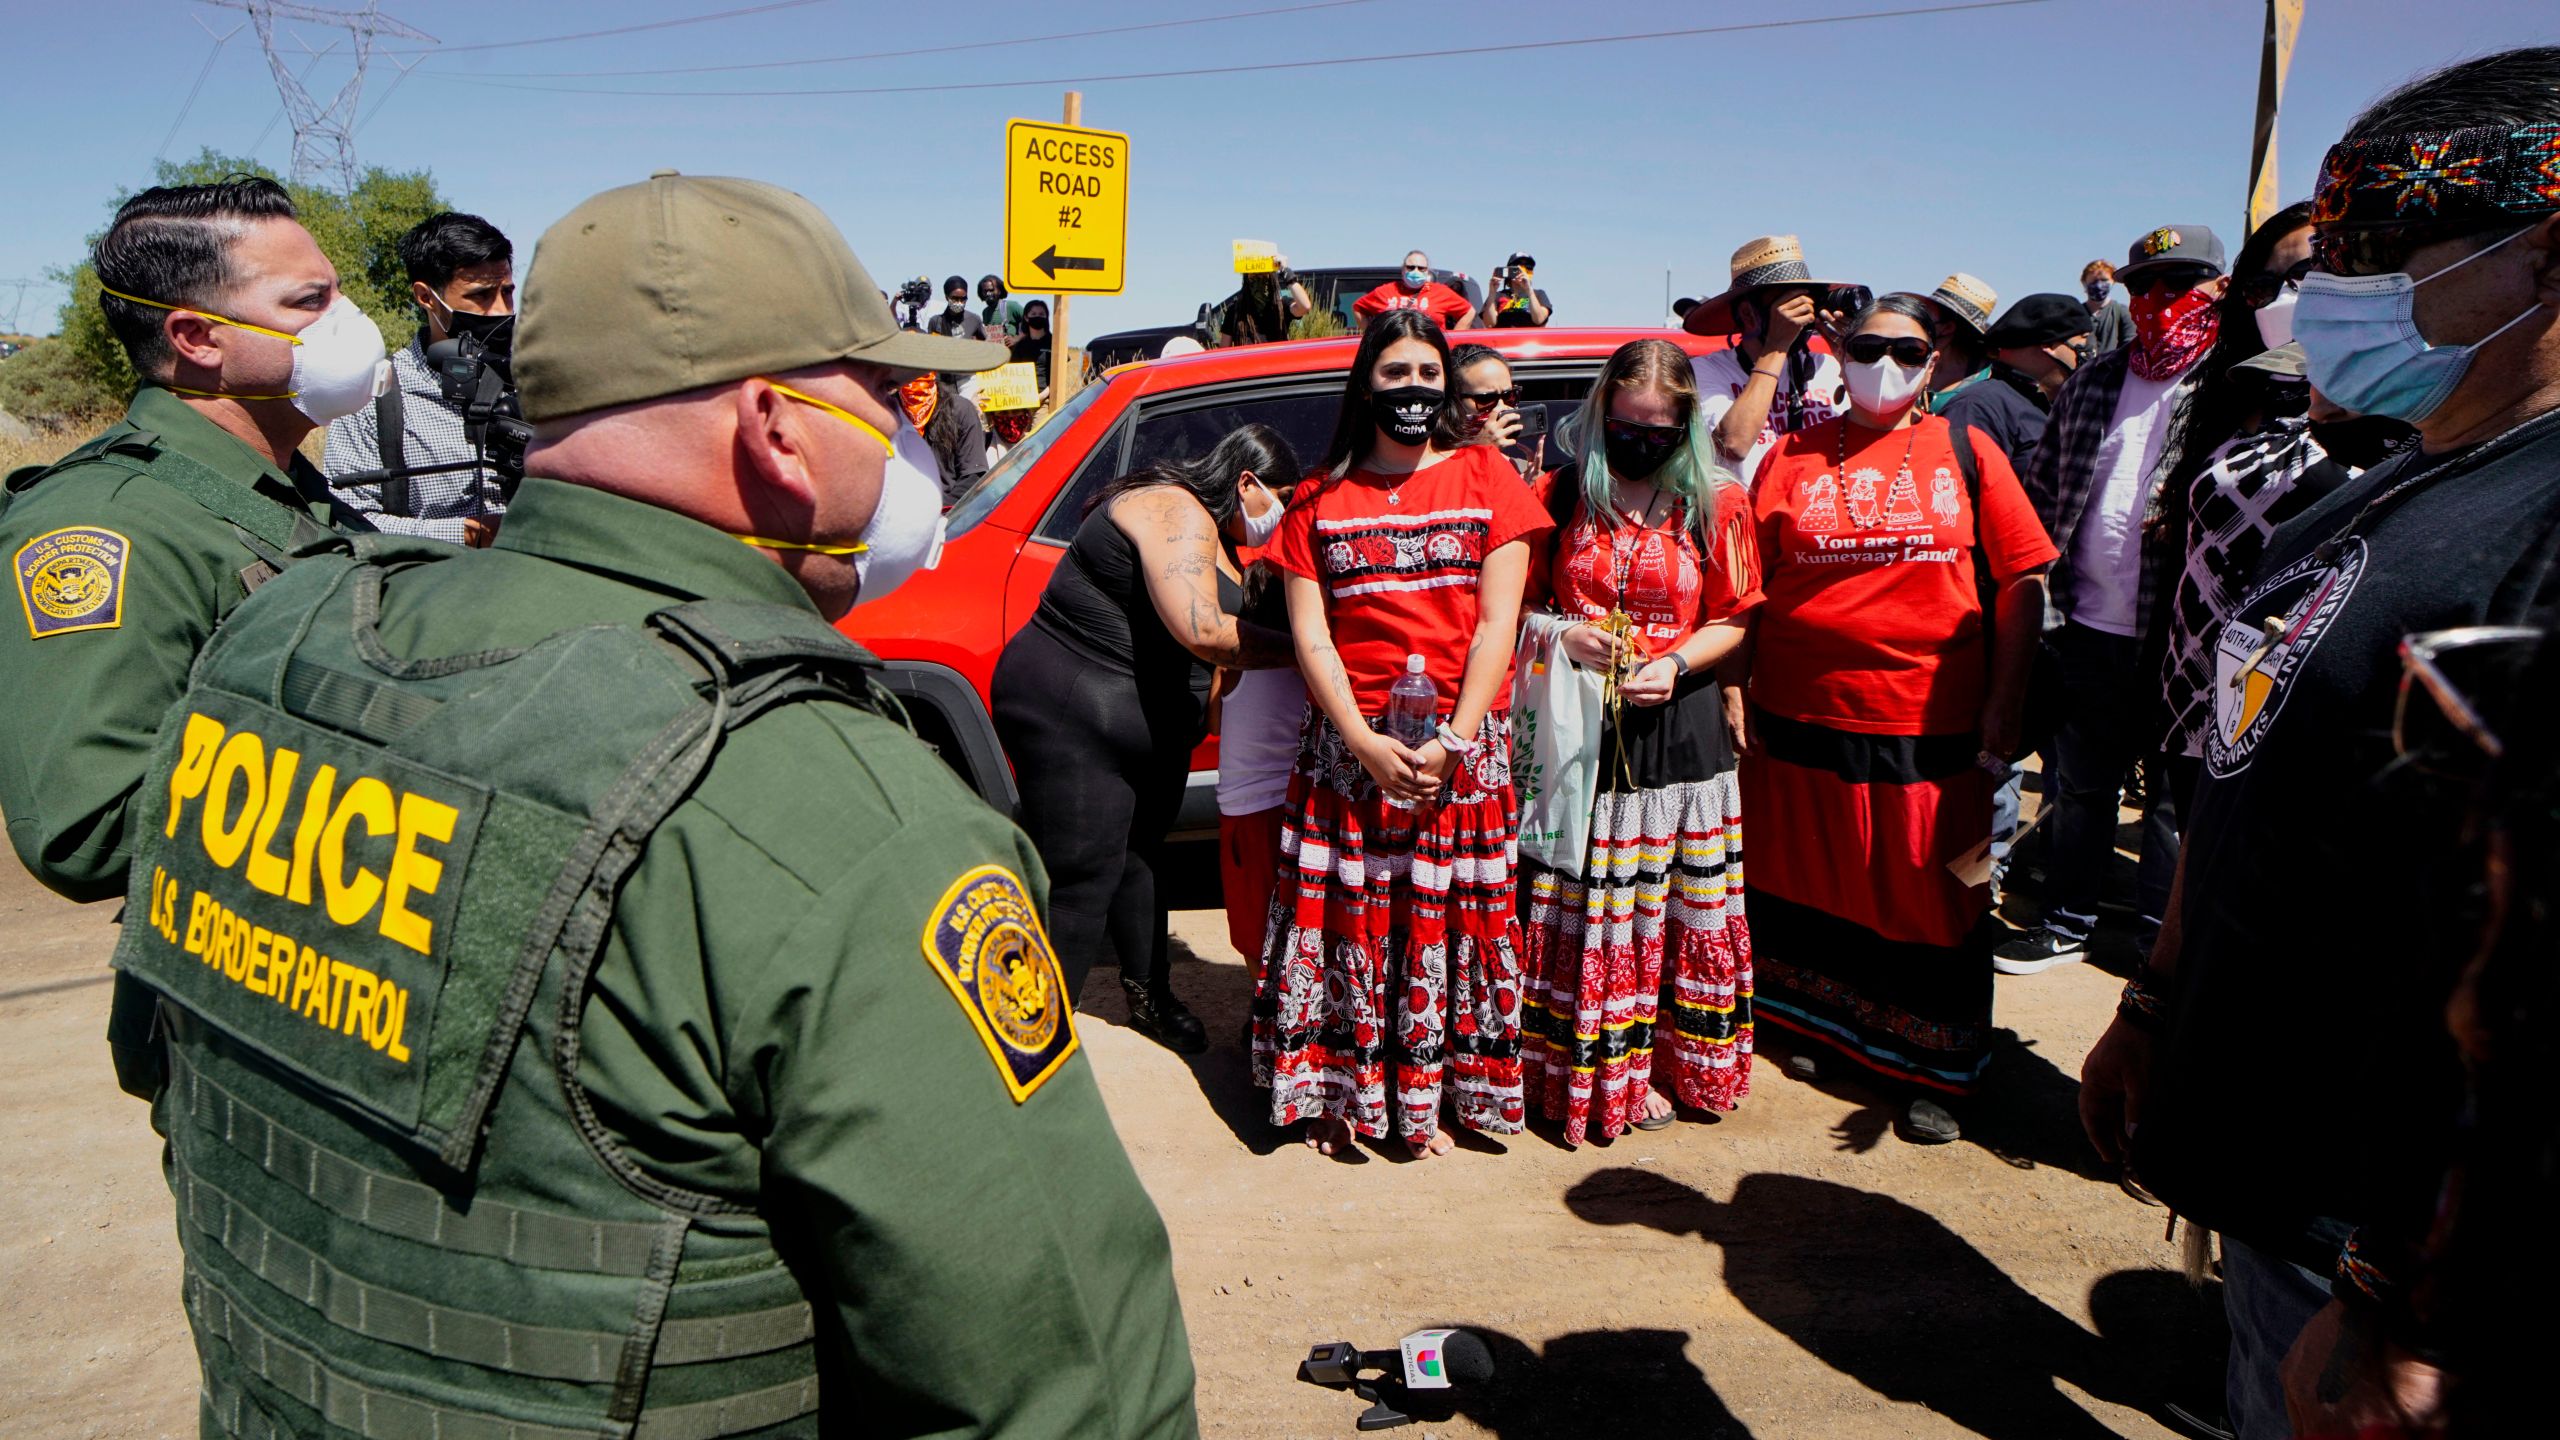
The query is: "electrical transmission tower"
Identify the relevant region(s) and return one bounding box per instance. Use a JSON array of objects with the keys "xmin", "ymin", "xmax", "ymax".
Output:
[{"xmin": 200, "ymin": 1, "xmax": 435, "ymax": 193}]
